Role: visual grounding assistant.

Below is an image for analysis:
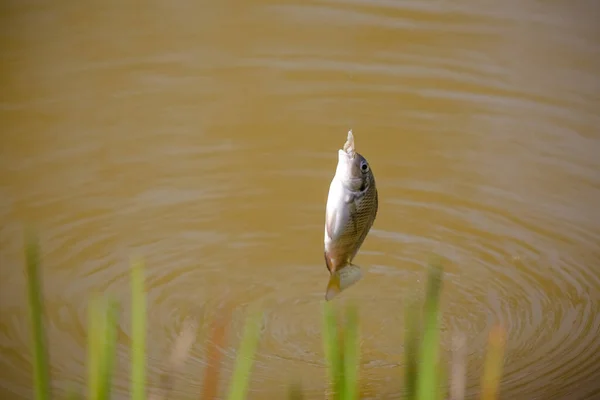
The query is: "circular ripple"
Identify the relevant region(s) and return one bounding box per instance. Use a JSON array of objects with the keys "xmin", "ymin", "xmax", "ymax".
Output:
[
  {"xmin": 370, "ymin": 180, "xmax": 600, "ymax": 399},
  {"xmin": 2, "ymin": 2, "xmax": 600, "ymax": 399}
]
